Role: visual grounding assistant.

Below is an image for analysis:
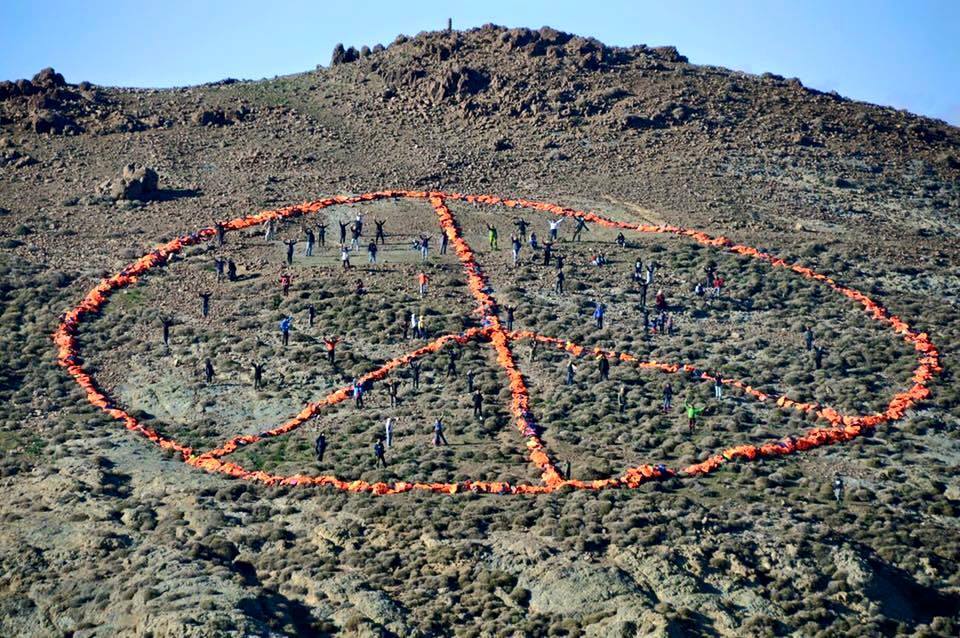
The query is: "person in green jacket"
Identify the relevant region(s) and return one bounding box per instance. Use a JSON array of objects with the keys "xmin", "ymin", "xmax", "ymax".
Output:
[
  {"xmin": 684, "ymin": 401, "xmax": 705, "ymax": 432},
  {"xmin": 486, "ymin": 223, "xmax": 498, "ymax": 250}
]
